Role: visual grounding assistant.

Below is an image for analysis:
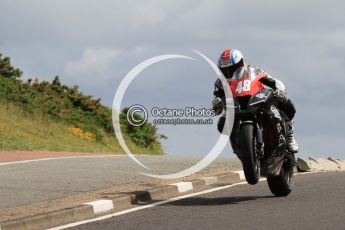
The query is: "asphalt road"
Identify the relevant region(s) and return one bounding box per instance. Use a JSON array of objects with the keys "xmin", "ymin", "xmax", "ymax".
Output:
[
  {"xmin": 69, "ymin": 172, "xmax": 345, "ymax": 230},
  {"xmin": 0, "ymin": 155, "xmax": 240, "ymax": 209}
]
